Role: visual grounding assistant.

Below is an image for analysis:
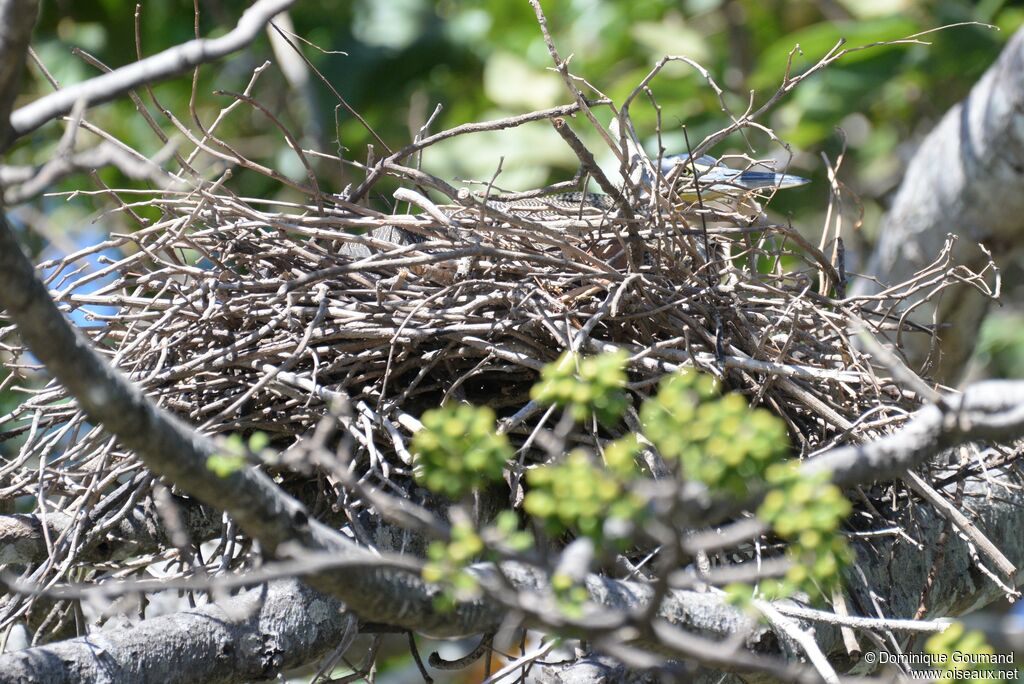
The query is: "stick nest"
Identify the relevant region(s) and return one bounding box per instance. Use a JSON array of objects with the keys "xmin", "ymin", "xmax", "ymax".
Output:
[
  {"xmin": 4, "ymin": 137, "xmax": 953, "ymax": 483},
  {"xmin": 0, "ymin": 106, "xmax": 981, "ymax": 637}
]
